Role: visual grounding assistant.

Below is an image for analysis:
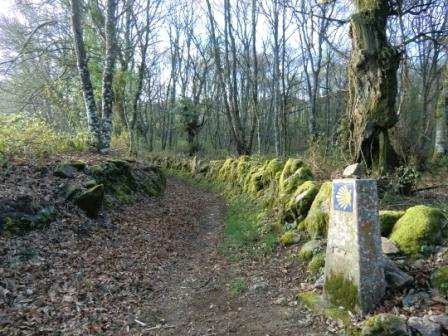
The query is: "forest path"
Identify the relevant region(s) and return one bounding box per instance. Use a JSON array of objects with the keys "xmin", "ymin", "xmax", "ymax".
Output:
[
  {"xmin": 143, "ymin": 177, "xmax": 326, "ymax": 336},
  {"xmin": 1, "ymin": 175, "xmax": 327, "ymax": 336}
]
